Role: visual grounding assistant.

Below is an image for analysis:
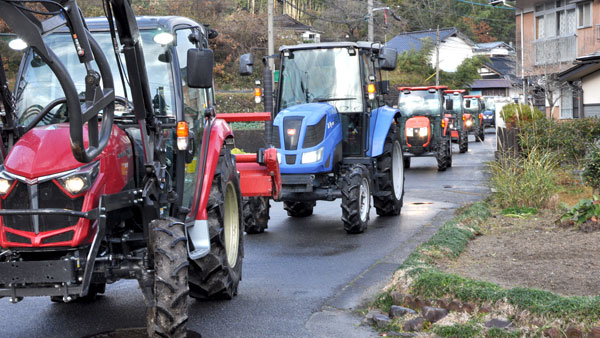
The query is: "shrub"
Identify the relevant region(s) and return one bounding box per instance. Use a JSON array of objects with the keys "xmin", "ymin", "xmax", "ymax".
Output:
[
  {"xmin": 489, "ymin": 147, "xmax": 559, "ymax": 209},
  {"xmin": 519, "ymin": 117, "xmax": 600, "ymax": 166},
  {"xmin": 583, "ymin": 144, "xmax": 600, "ymax": 193},
  {"xmin": 500, "ymin": 103, "xmax": 544, "ymax": 128},
  {"xmin": 561, "ymin": 196, "xmax": 600, "ymax": 224}
]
